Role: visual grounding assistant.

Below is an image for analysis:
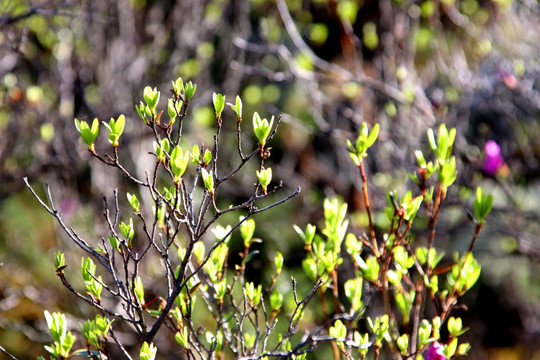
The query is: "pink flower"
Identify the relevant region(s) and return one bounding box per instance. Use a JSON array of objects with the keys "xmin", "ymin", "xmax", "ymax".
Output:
[
  {"xmin": 482, "ymin": 140, "xmax": 504, "ymax": 176},
  {"xmin": 425, "ymin": 341, "xmax": 446, "ymax": 360}
]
